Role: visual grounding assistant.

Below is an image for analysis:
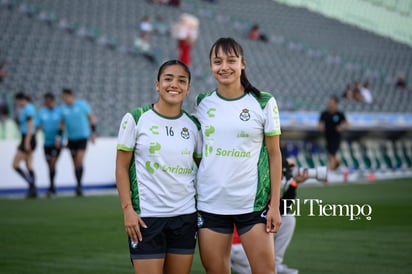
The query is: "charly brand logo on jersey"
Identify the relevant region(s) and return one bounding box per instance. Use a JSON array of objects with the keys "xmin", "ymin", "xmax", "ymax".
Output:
[
  {"xmin": 207, "ymin": 108, "xmax": 216, "ymax": 118},
  {"xmin": 149, "ymin": 142, "xmax": 161, "ymax": 154},
  {"xmin": 239, "ymin": 108, "xmax": 250, "ymax": 121},
  {"xmin": 121, "ymin": 120, "xmax": 128, "ymax": 129},
  {"xmin": 150, "ymin": 125, "xmax": 159, "ymax": 135},
  {"xmin": 145, "ymin": 161, "xmax": 160, "ymax": 174},
  {"xmin": 181, "ymin": 127, "xmax": 190, "ymax": 139},
  {"xmin": 205, "ymin": 144, "xmax": 213, "ymax": 157},
  {"xmin": 205, "ymin": 125, "xmax": 215, "ymax": 137}
]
